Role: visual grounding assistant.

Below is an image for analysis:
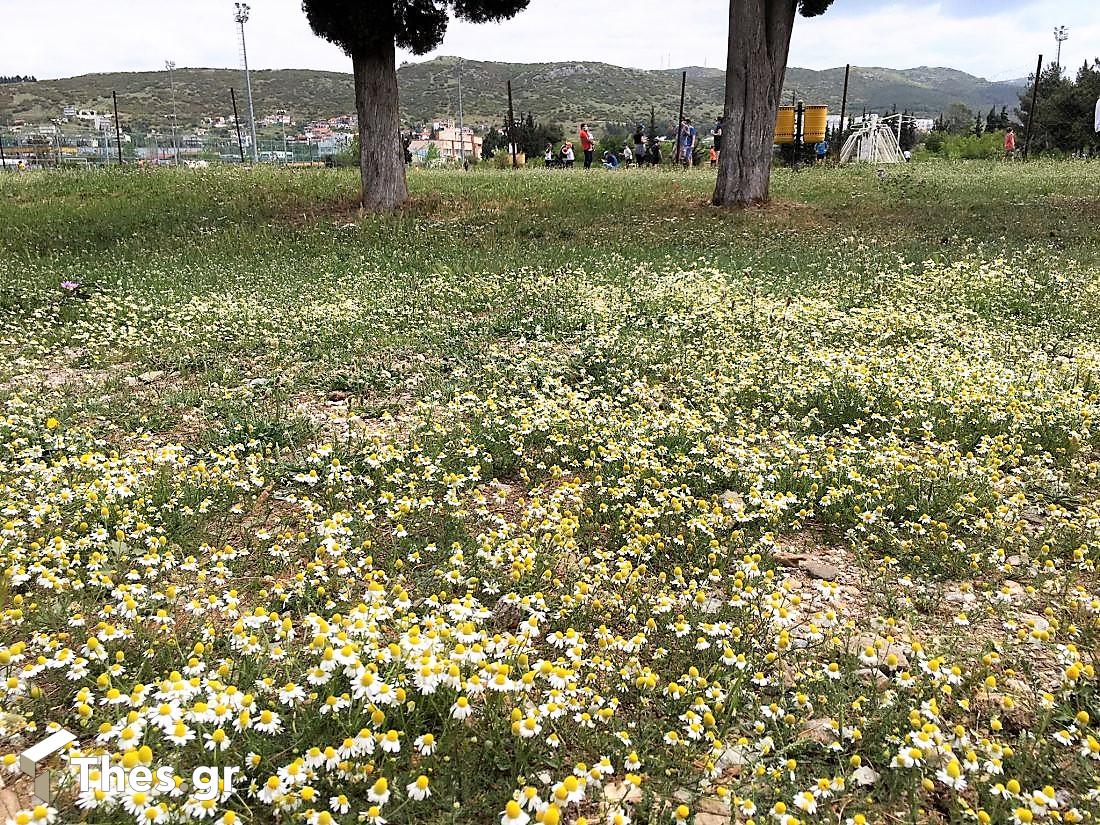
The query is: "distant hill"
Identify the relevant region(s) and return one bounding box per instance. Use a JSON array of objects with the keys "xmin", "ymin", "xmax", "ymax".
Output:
[{"xmin": 0, "ymin": 59, "xmax": 1024, "ymax": 130}]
